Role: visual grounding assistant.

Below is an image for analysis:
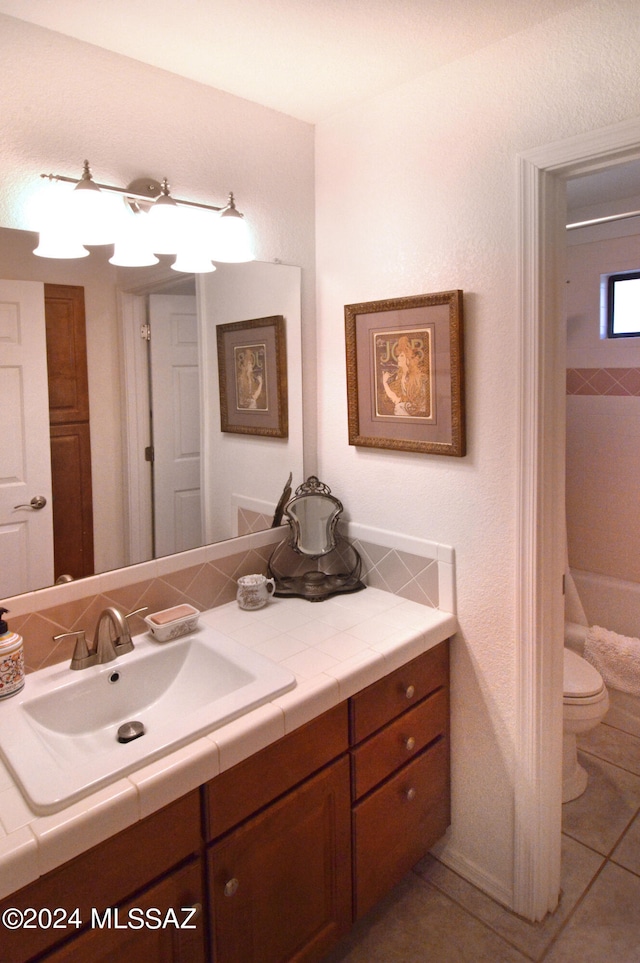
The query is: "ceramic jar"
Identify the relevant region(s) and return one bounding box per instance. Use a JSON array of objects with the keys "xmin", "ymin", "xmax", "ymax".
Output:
[
  {"xmin": 0, "ymin": 630, "xmax": 25, "ymax": 700},
  {"xmin": 236, "ymin": 574, "xmax": 276, "ymax": 610}
]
